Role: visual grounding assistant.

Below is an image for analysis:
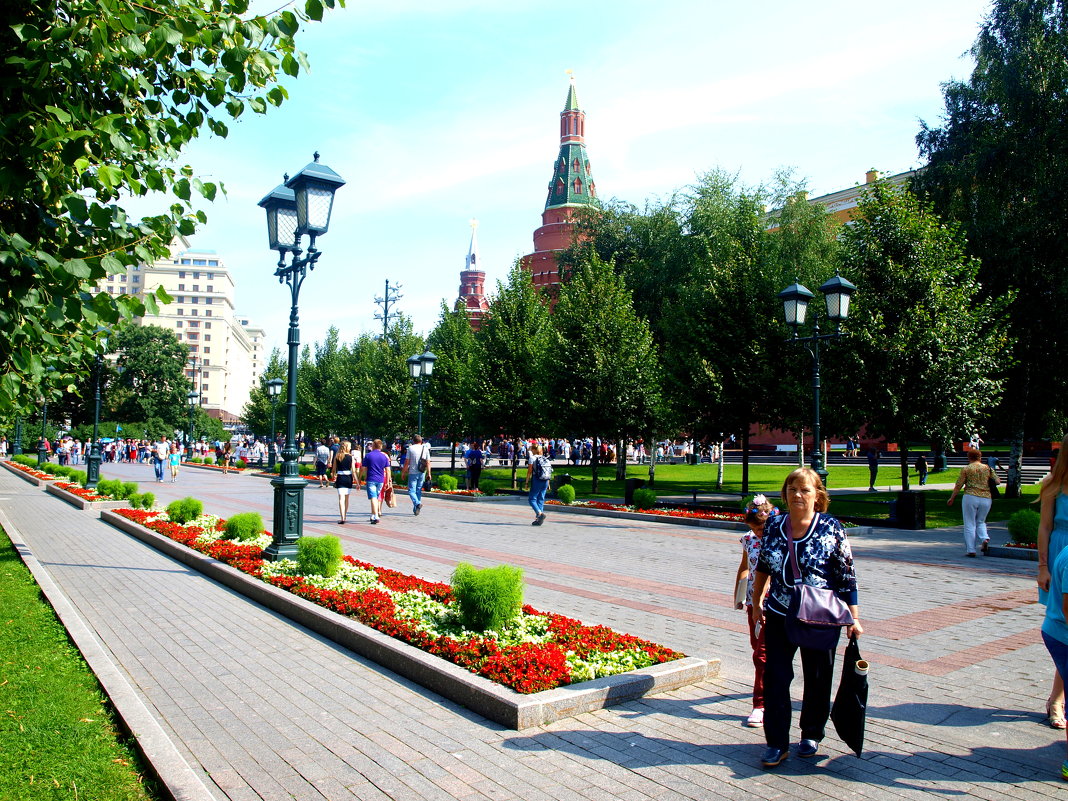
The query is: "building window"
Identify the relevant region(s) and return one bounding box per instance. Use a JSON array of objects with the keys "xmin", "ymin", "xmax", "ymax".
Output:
[
  {"xmin": 205, "ymin": 322, "xmax": 212, "ymax": 329},
  {"xmin": 188, "ymin": 320, "xmax": 199, "ymax": 328},
  {"xmin": 203, "ymin": 358, "xmax": 210, "ymax": 365},
  {"xmin": 204, "ymin": 347, "xmax": 211, "ymax": 353},
  {"xmin": 177, "ymin": 308, "xmax": 183, "ymax": 315},
  {"xmin": 132, "ymin": 276, "xmax": 139, "ymax": 284},
  {"xmin": 573, "ymin": 178, "xmax": 582, "ymax": 193},
  {"xmin": 190, "ymin": 296, "xmax": 197, "ymax": 303},
  {"xmin": 179, "ymin": 270, "xmax": 186, "ymax": 277},
  {"xmin": 192, "ymin": 285, "xmax": 198, "ymax": 291},
  {"xmin": 206, "ymin": 285, "xmax": 213, "ymax": 292},
  {"xmin": 204, "ymin": 297, "xmax": 212, "ymax": 304},
  {"xmin": 176, "ymin": 321, "xmax": 183, "ymax": 327},
  {"xmin": 207, "ymin": 272, "xmax": 214, "ymax": 278},
  {"xmin": 187, "ymin": 333, "xmax": 198, "ymax": 341},
  {"xmin": 178, "ymin": 284, "xmax": 185, "ymax": 291},
  {"xmin": 189, "ymin": 345, "xmax": 199, "ymax": 353},
  {"xmin": 208, "ymin": 262, "xmax": 217, "ymax": 268},
  {"xmin": 205, "ymin": 334, "xmax": 211, "ymax": 341},
  {"xmin": 193, "ymin": 270, "xmax": 201, "ymax": 276},
  {"xmin": 201, "ymin": 383, "xmax": 208, "ymax": 391},
  {"xmin": 191, "ymin": 309, "xmax": 198, "ymax": 316},
  {"xmin": 205, "ymin": 311, "xmax": 212, "ymax": 317}
]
